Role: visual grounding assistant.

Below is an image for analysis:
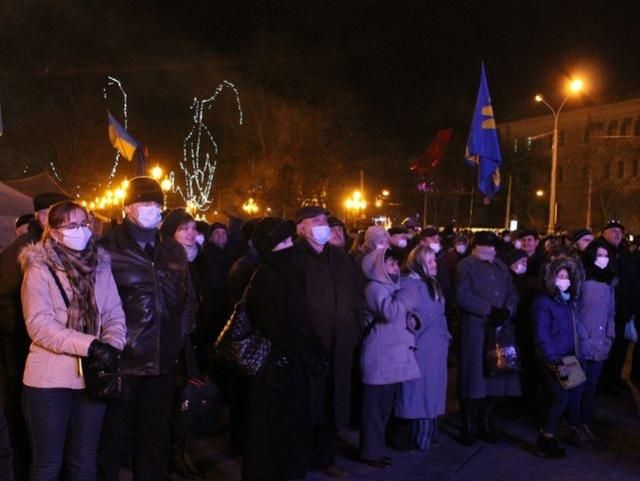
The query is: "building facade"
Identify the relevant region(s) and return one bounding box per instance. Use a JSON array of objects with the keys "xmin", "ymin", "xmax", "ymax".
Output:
[{"xmin": 499, "ymin": 98, "xmax": 640, "ymax": 233}]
